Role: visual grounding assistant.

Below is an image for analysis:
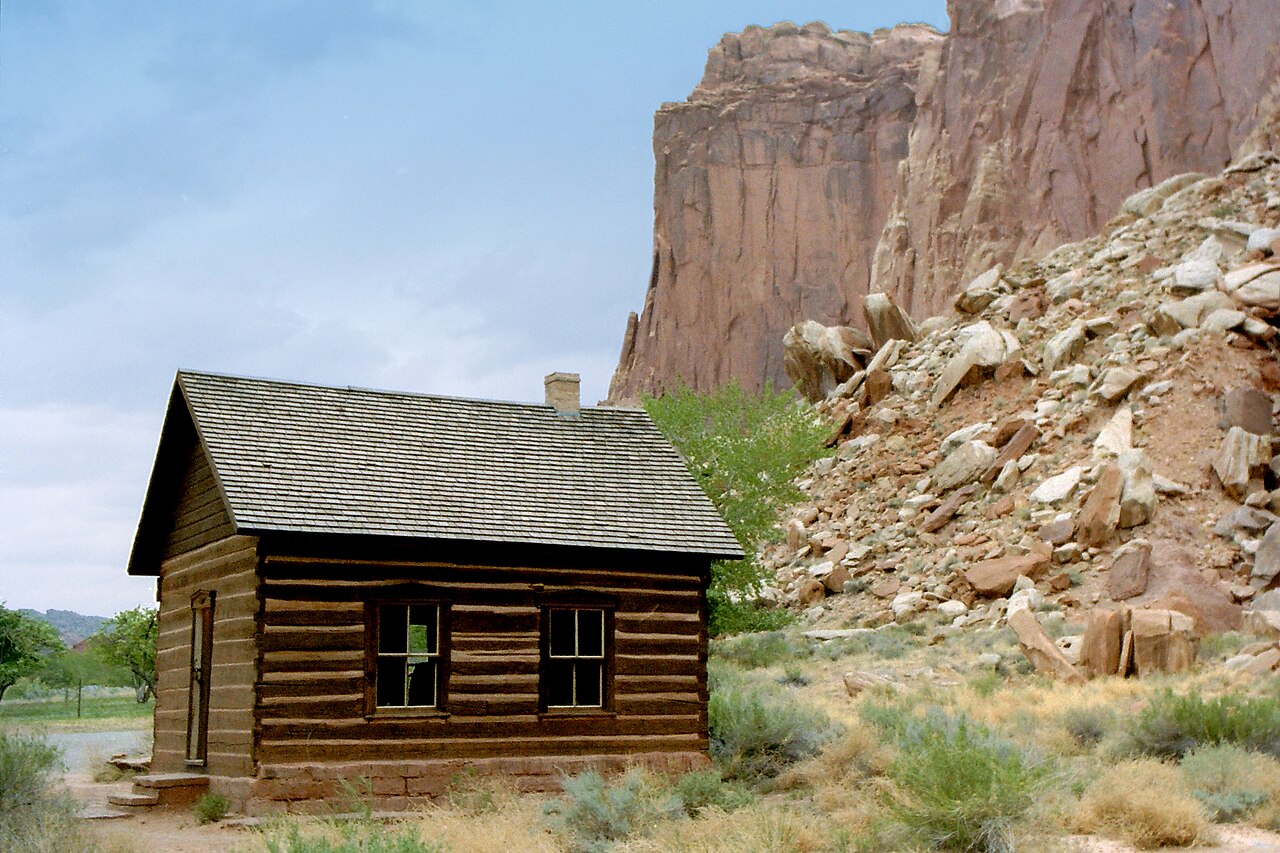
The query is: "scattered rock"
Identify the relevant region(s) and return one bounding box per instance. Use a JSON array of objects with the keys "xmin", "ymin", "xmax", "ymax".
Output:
[
  {"xmin": 1109, "ymin": 539, "xmax": 1151, "ymax": 600},
  {"xmin": 965, "ymin": 554, "xmax": 1050, "ymax": 597},
  {"xmin": 1213, "ymin": 426, "xmax": 1271, "ymax": 498},
  {"xmin": 862, "ymin": 292, "xmax": 918, "ymax": 351},
  {"xmin": 1080, "ymin": 607, "xmax": 1125, "ymax": 677},
  {"xmin": 932, "ymin": 440, "xmax": 998, "ymax": 491},
  {"xmin": 1007, "ymin": 608, "xmax": 1085, "ymax": 683},
  {"xmin": 1077, "ymin": 462, "xmax": 1124, "ymax": 547},
  {"xmin": 1221, "ymin": 387, "xmax": 1273, "ymax": 437},
  {"xmin": 1042, "ymin": 324, "xmax": 1086, "ymax": 371},
  {"xmin": 843, "ymin": 670, "xmax": 894, "ymax": 697},
  {"xmin": 1093, "ymin": 367, "xmax": 1144, "ymax": 403},
  {"xmin": 1093, "ymin": 406, "xmax": 1133, "ymax": 456},
  {"xmin": 954, "ymin": 266, "xmax": 1001, "ymax": 314},
  {"xmin": 1130, "ymin": 608, "xmax": 1197, "ymax": 676},
  {"xmin": 1030, "ymin": 466, "xmax": 1084, "ymax": 504},
  {"xmin": 1117, "ymin": 449, "xmax": 1156, "ymax": 528},
  {"xmin": 783, "ymin": 321, "xmax": 872, "ymax": 402},
  {"xmin": 918, "ymin": 483, "xmax": 979, "ymax": 534},
  {"xmin": 1252, "ymin": 521, "xmax": 1280, "ymax": 589}
]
